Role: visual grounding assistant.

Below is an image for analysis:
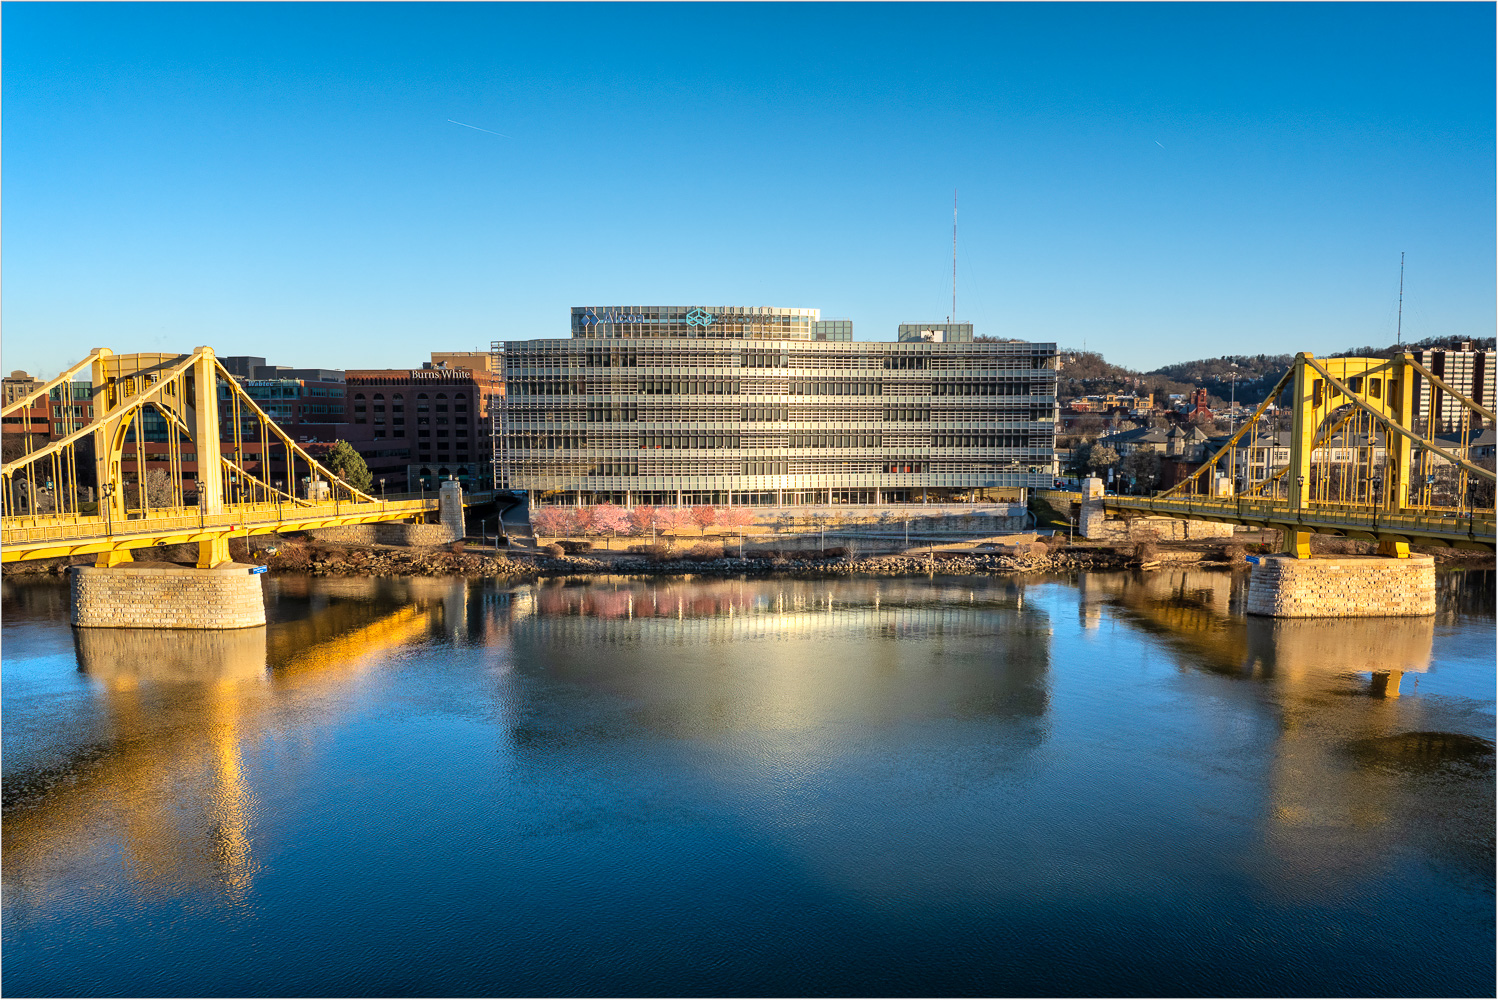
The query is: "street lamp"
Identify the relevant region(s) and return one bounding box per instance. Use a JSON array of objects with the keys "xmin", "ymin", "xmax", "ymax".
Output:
[
  {"xmin": 101, "ymin": 482, "xmax": 115, "ymax": 536},
  {"xmin": 380, "ymin": 477, "xmax": 386, "ymax": 499}
]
